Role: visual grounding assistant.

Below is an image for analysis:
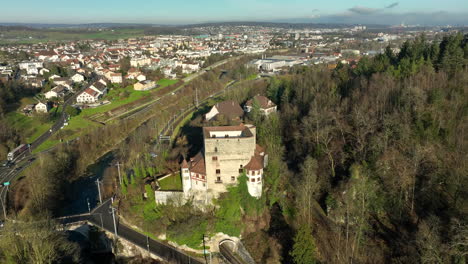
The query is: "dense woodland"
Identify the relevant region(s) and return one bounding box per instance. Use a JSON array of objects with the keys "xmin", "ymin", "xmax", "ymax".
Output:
[{"xmin": 241, "ymin": 33, "xmax": 467, "ymax": 263}]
